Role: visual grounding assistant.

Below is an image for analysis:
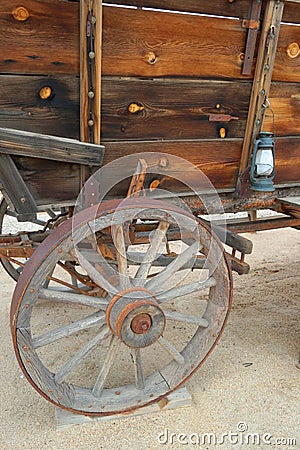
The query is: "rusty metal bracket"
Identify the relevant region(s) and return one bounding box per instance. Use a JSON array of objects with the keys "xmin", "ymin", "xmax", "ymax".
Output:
[
  {"xmin": 242, "ymin": 18, "xmax": 260, "ymax": 30},
  {"xmin": 242, "ymin": 0, "xmax": 262, "ymax": 75}
]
